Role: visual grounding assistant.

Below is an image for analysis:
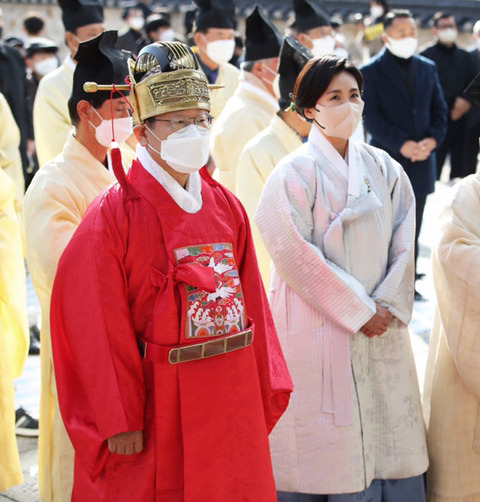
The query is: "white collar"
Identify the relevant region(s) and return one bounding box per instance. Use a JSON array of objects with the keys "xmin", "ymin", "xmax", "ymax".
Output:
[
  {"xmin": 309, "ymin": 125, "xmax": 360, "ymax": 199},
  {"xmin": 136, "ymin": 145, "xmax": 203, "ymax": 213},
  {"xmin": 238, "ymin": 74, "xmax": 279, "ymax": 111},
  {"xmin": 64, "ymin": 55, "xmax": 76, "ymax": 72}
]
